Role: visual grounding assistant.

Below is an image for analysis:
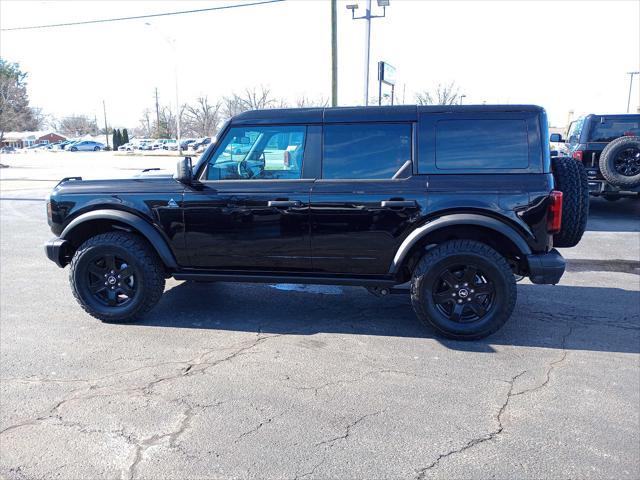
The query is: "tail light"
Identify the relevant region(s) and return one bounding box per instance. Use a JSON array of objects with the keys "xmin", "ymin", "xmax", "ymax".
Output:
[
  {"xmin": 572, "ymin": 150, "xmax": 583, "ymax": 161},
  {"xmin": 547, "ymin": 190, "xmax": 563, "ymax": 234},
  {"xmin": 283, "ymin": 150, "xmax": 290, "ymax": 168}
]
